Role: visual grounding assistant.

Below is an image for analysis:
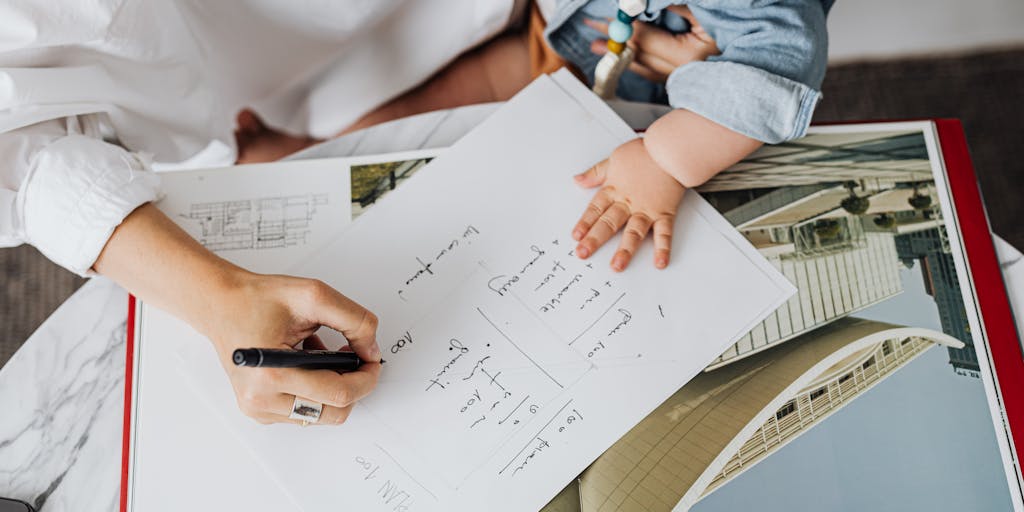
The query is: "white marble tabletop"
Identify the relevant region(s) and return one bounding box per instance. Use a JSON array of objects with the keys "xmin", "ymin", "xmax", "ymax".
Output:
[{"xmin": 1, "ymin": 103, "xmax": 1022, "ymax": 512}]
